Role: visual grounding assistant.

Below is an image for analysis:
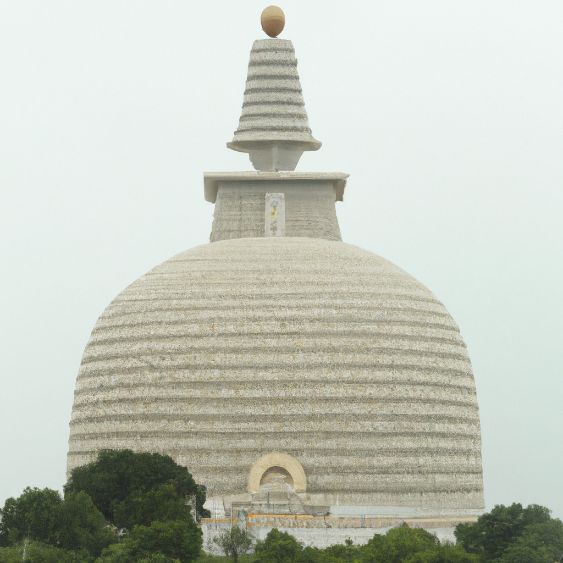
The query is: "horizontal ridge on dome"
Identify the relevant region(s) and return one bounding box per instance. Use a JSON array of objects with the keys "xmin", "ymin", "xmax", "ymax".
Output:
[{"xmin": 68, "ymin": 238, "xmax": 483, "ymax": 511}]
